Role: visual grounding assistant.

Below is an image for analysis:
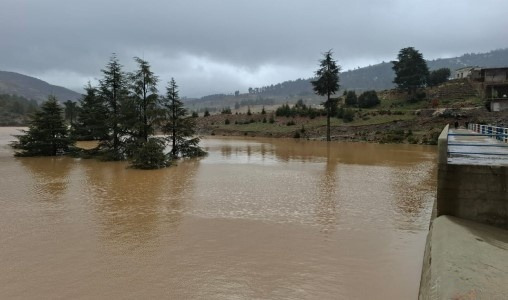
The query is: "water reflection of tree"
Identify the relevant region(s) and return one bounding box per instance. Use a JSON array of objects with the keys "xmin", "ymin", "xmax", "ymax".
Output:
[
  {"xmin": 315, "ymin": 144, "xmax": 339, "ymax": 233},
  {"xmin": 18, "ymin": 156, "xmax": 74, "ymax": 202},
  {"xmin": 83, "ymin": 159, "xmax": 200, "ymax": 249}
]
